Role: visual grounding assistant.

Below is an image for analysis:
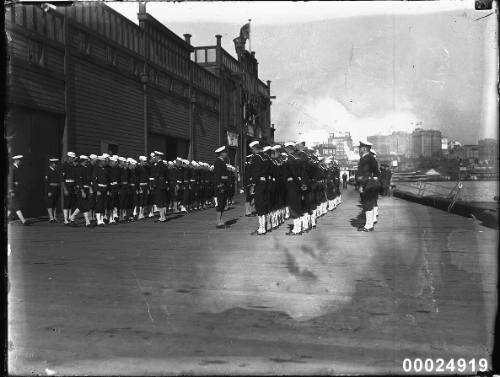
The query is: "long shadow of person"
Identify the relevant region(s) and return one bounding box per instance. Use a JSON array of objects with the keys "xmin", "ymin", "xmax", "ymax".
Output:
[
  {"xmin": 350, "ymin": 210, "xmax": 365, "ymax": 229},
  {"xmin": 224, "ymin": 218, "xmax": 239, "ymax": 227}
]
